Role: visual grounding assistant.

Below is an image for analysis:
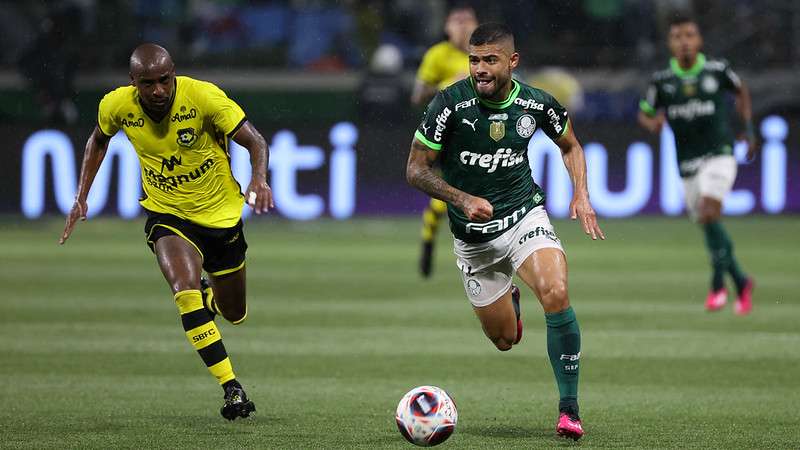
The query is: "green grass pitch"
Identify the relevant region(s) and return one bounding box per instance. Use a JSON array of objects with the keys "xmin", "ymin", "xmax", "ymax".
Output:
[{"xmin": 1, "ymin": 215, "xmax": 798, "ymax": 449}]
